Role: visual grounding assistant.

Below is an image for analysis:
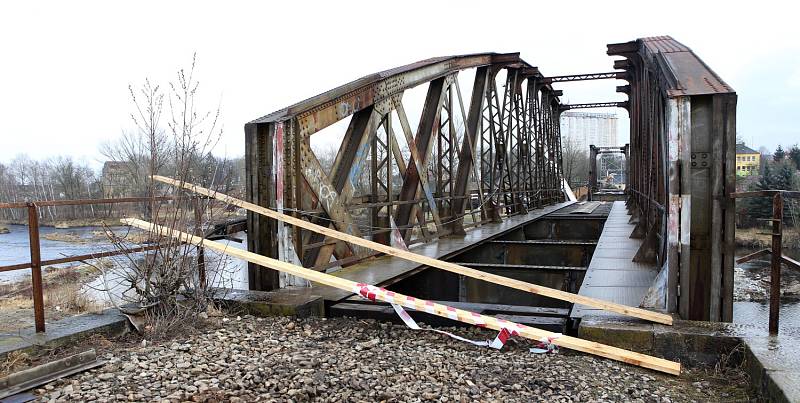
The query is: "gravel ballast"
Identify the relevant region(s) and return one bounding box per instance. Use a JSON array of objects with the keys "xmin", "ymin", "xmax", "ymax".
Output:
[{"xmin": 35, "ymin": 316, "xmax": 751, "ymax": 402}]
